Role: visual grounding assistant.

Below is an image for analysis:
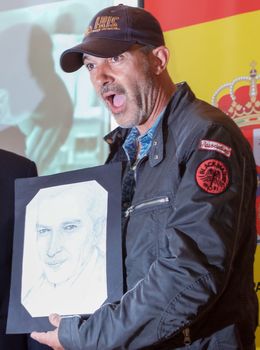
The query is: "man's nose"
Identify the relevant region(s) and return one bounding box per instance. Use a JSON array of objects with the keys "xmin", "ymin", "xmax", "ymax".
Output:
[
  {"xmin": 47, "ymin": 231, "xmax": 62, "ymax": 257},
  {"xmin": 93, "ymin": 61, "xmax": 114, "ymax": 88}
]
